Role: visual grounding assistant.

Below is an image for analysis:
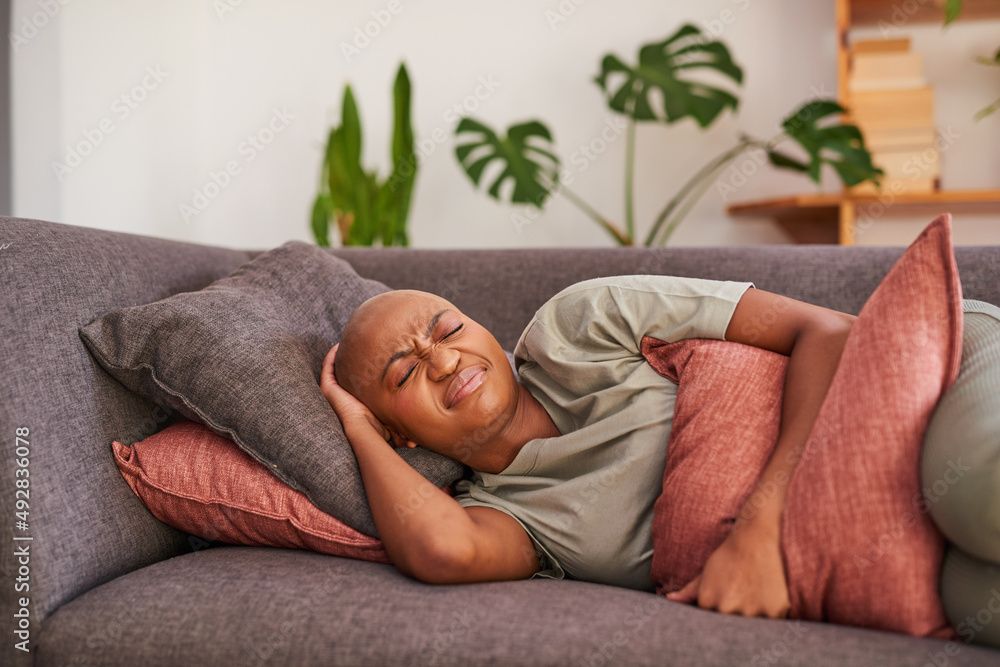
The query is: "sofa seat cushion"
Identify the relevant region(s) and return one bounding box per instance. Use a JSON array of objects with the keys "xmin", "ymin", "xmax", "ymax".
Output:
[{"xmin": 35, "ymin": 547, "xmax": 1000, "ymax": 667}]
